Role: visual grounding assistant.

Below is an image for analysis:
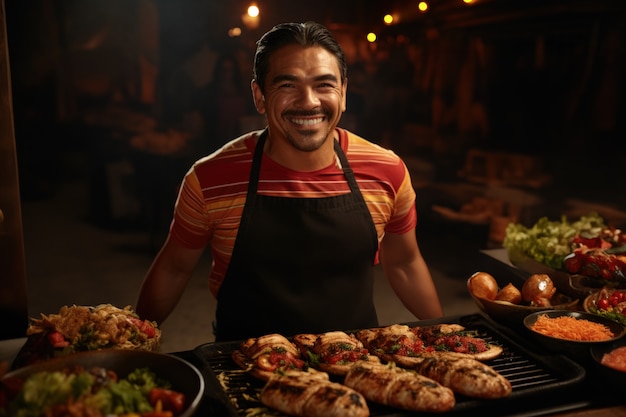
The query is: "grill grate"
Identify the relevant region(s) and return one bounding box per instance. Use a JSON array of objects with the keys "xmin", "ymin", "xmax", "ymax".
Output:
[{"xmin": 195, "ymin": 314, "xmax": 585, "ymax": 416}]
